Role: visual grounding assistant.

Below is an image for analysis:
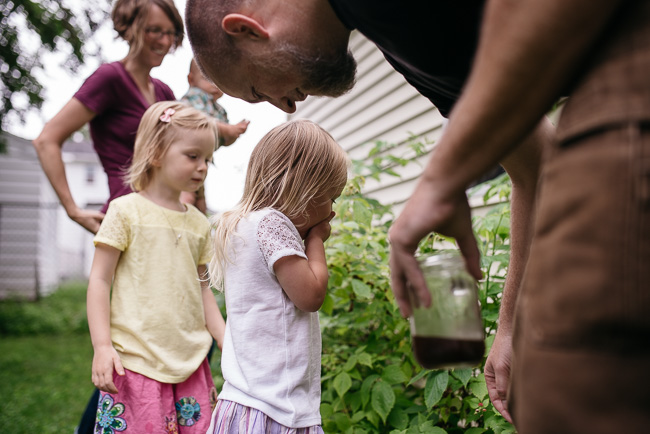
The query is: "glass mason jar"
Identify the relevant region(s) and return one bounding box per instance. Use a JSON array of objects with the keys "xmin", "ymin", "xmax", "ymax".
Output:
[{"xmin": 409, "ymin": 252, "xmax": 485, "ymax": 369}]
